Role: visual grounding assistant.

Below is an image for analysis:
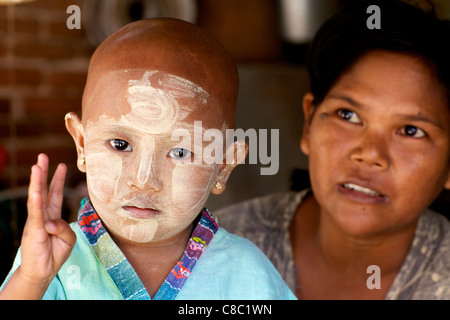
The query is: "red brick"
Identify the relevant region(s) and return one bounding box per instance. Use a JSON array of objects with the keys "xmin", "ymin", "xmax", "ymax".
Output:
[
  {"xmin": 0, "ymin": 42, "xmax": 5, "ymax": 58},
  {"xmin": 30, "ymin": 0, "xmax": 82, "ymax": 10},
  {"xmin": 14, "ymin": 41, "xmax": 76, "ymax": 59},
  {"xmin": 12, "ymin": 115, "xmax": 70, "ymax": 140},
  {"xmin": 0, "ymin": 67, "xmax": 41, "ymax": 87},
  {"xmin": 24, "ymin": 96, "xmax": 82, "ymax": 117},
  {"xmin": 16, "ymin": 118, "xmax": 46, "ymax": 137},
  {"xmin": 49, "ymin": 20, "xmax": 87, "ymax": 39},
  {"xmin": 0, "ymin": 123, "xmax": 8, "ymax": 137},
  {"xmin": 17, "ymin": 145, "xmax": 76, "ymax": 166},
  {"xmin": 0, "ymin": 99, "xmax": 10, "ymax": 114},
  {"xmin": 14, "ymin": 17, "xmax": 39, "ymax": 35},
  {"xmin": 49, "ymin": 119, "xmax": 72, "ymax": 135},
  {"xmin": 49, "ymin": 71, "xmax": 87, "ymax": 89},
  {"xmin": 72, "ymin": 42, "xmax": 95, "ymax": 58}
]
